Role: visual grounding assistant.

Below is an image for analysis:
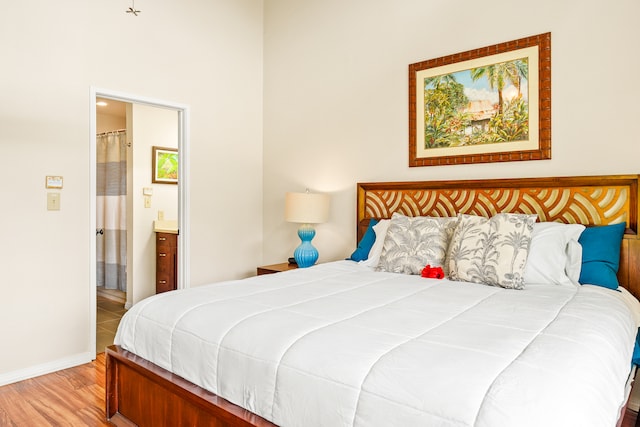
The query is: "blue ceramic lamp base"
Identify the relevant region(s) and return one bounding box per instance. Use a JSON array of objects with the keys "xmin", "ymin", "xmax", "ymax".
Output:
[{"xmin": 293, "ymin": 224, "xmax": 318, "ymax": 268}]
